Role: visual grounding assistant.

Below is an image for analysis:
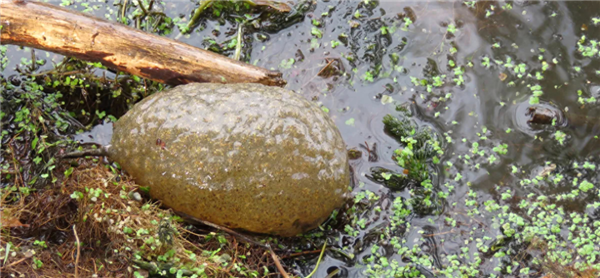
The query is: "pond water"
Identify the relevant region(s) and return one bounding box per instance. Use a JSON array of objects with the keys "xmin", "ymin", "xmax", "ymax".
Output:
[{"xmin": 3, "ymin": 0, "xmax": 600, "ymax": 277}]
